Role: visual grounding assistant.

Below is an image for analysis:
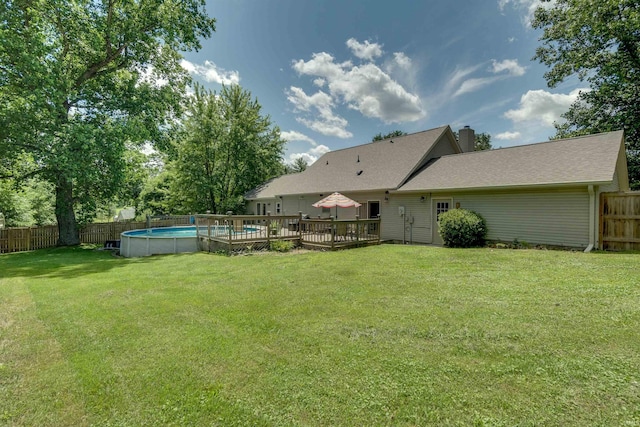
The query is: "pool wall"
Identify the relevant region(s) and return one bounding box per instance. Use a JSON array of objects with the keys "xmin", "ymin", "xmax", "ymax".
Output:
[{"xmin": 120, "ymin": 227, "xmax": 199, "ymax": 257}]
